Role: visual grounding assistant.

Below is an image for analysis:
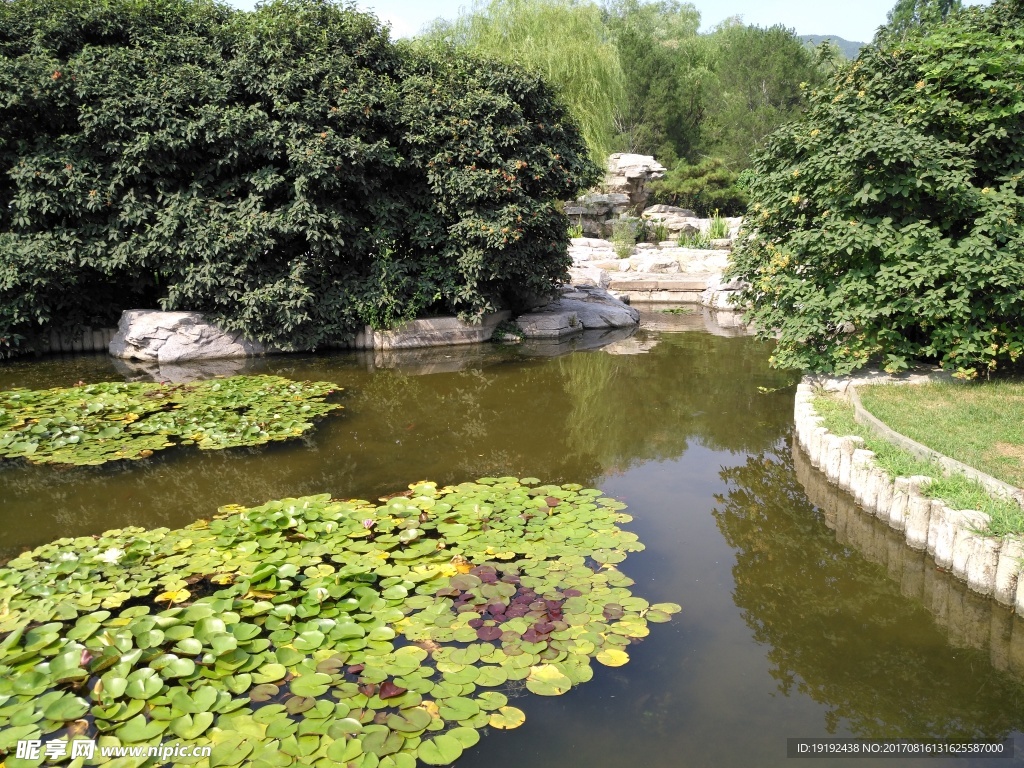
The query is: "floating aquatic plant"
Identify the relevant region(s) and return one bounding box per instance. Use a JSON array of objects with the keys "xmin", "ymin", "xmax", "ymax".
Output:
[
  {"xmin": 0, "ymin": 478, "xmax": 679, "ymax": 766},
  {"xmin": 0, "ymin": 375, "xmax": 341, "ymax": 466}
]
